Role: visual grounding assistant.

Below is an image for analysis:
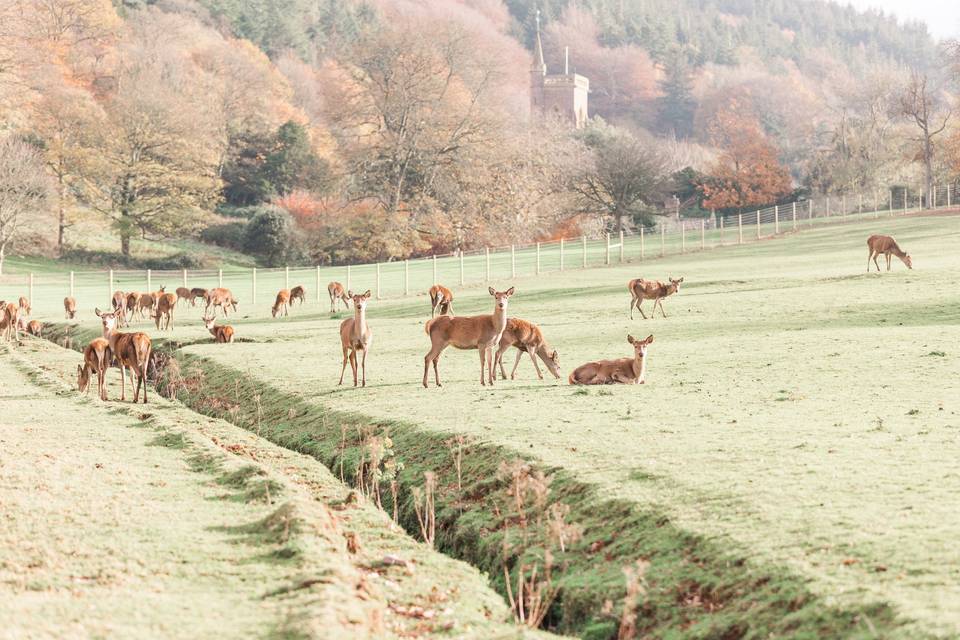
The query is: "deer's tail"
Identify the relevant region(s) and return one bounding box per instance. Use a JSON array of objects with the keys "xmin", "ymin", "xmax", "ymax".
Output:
[
  {"xmin": 568, "ymin": 371, "xmax": 577, "ymax": 385},
  {"xmin": 424, "ymin": 317, "xmax": 437, "ymax": 336}
]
